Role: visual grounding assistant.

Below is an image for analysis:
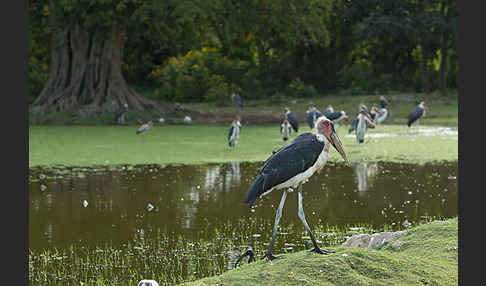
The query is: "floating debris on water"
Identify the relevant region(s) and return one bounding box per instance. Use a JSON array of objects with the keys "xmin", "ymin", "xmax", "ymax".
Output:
[
  {"xmin": 82, "ymin": 200, "xmax": 88, "ymax": 208},
  {"xmin": 40, "ymin": 185, "xmax": 47, "ymax": 191}
]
